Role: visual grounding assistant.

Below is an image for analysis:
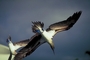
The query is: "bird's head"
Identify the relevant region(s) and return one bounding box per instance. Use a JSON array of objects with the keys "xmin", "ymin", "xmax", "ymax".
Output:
[
  {"xmin": 32, "ymin": 21, "xmax": 44, "ymax": 33},
  {"xmin": 6, "ymin": 36, "xmax": 11, "ymax": 43}
]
